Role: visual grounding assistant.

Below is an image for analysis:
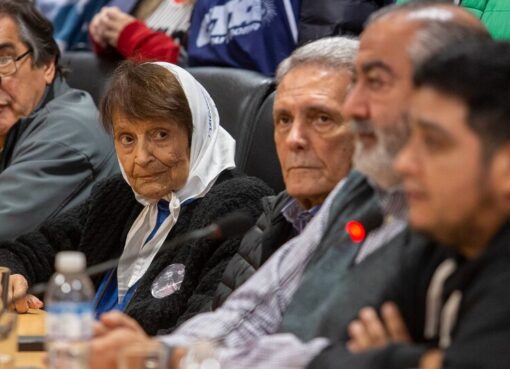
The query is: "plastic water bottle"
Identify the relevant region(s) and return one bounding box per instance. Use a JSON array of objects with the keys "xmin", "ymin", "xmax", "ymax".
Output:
[{"xmin": 45, "ymin": 251, "xmax": 94, "ymax": 369}]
